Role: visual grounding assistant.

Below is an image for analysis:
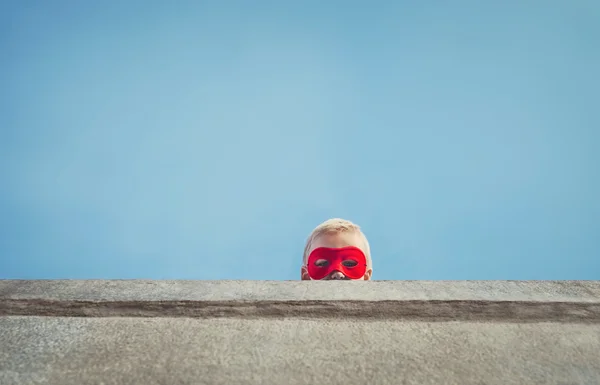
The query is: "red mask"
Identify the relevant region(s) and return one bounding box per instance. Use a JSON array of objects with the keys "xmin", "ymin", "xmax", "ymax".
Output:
[{"xmin": 306, "ymin": 246, "xmax": 367, "ymax": 280}]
